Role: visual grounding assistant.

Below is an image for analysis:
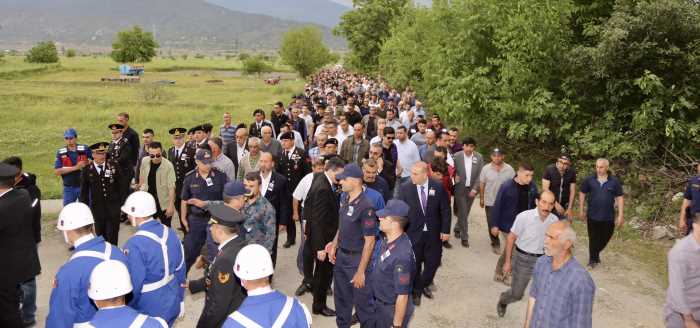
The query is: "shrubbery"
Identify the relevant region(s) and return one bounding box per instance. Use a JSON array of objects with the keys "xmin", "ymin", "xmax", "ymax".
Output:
[{"xmin": 26, "ymin": 41, "xmax": 59, "ymax": 63}]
